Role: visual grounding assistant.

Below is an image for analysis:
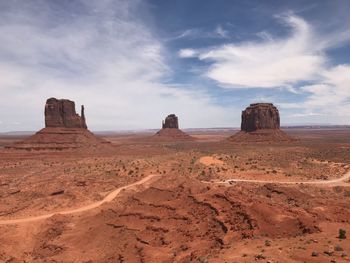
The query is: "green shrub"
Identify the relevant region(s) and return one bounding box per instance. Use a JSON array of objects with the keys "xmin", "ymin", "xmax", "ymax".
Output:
[{"xmin": 339, "ymin": 229, "xmax": 346, "ymax": 239}]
